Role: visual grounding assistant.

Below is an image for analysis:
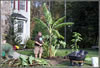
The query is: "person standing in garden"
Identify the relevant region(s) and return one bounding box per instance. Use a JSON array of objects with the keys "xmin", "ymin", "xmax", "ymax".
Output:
[{"xmin": 34, "ymin": 32, "xmax": 44, "ymax": 58}]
